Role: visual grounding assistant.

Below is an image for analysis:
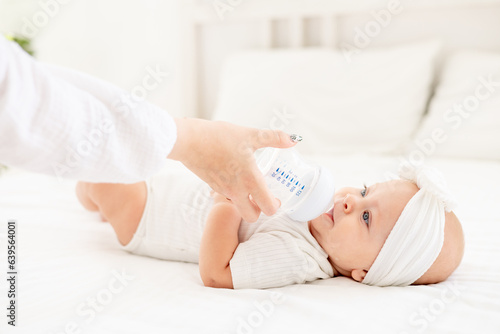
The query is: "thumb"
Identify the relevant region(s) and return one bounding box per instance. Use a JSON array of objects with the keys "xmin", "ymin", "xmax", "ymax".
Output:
[{"xmin": 254, "ymin": 129, "xmax": 302, "ymax": 150}]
